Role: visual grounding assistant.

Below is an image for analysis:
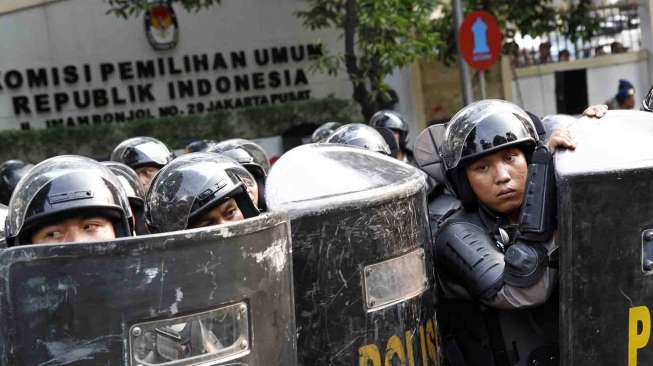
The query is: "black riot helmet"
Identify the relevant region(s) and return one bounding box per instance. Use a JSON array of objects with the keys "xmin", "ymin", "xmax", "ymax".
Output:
[
  {"xmin": 205, "ymin": 139, "xmax": 270, "ymax": 177},
  {"xmin": 420, "ymin": 100, "xmax": 539, "ymax": 211},
  {"xmin": 102, "ymin": 161, "xmax": 148, "ymax": 235},
  {"xmin": 369, "ymin": 110, "xmax": 409, "ymax": 149},
  {"xmin": 311, "ymin": 122, "xmax": 343, "ymax": 143},
  {"xmin": 145, "ymin": 153, "xmax": 260, "ymax": 233},
  {"xmin": 110, "ymin": 136, "xmax": 175, "ymax": 170},
  {"xmin": 0, "ymin": 160, "xmax": 34, "ymax": 205},
  {"xmin": 205, "ymin": 140, "xmax": 269, "ymax": 211},
  {"xmin": 101, "ymin": 161, "xmax": 145, "ymax": 206},
  {"xmin": 325, "ymin": 123, "xmax": 392, "ymax": 155},
  {"xmin": 185, "ymin": 139, "xmax": 214, "ymax": 153},
  {"xmin": 5, "ymin": 156, "xmax": 134, "ymax": 246}
]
